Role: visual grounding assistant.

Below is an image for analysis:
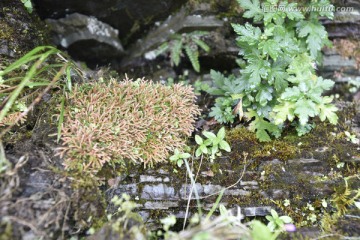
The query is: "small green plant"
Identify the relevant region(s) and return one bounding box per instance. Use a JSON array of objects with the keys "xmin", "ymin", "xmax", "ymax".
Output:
[
  {"xmin": 195, "ymin": 127, "xmax": 231, "ymax": 161},
  {"xmin": 0, "ymin": 46, "xmax": 78, "ymax": 139},
  {"xmin": 169, "ymin": 149, "xmax": 191, "ymax": 167},
  {"xmin": 21, "ymin": 0, "xmax": 33, "ymax": 13},
  {"xmin": 206, "ymin": 70, "xmax": 243, "ymax": 123},
  {"xmin": 344, "ymin": 131, "xmax": 359, "ymax": 144},
  {"xmin": 150, "ymin": 31, "xmax": 210, "ymax": 72},
  {"xmin": 266, "ymin": 209, "xmax": 293, "ymax": 232},
  {"xmin": 208, "ymin": 0, "xmax": 338, "ymax": 141},
  {"xmin": 251, "ymin": 220, "xmax": 280, "ymax": 240}
]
